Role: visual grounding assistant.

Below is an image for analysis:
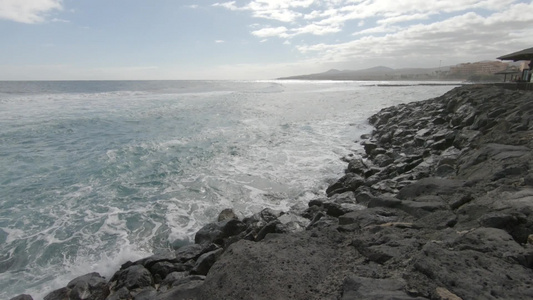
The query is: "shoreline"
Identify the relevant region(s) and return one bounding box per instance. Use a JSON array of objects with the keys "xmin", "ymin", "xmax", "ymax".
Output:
[{"xmin": 13, "ymin": 84, "xmax": 533, "ymax": 300}]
